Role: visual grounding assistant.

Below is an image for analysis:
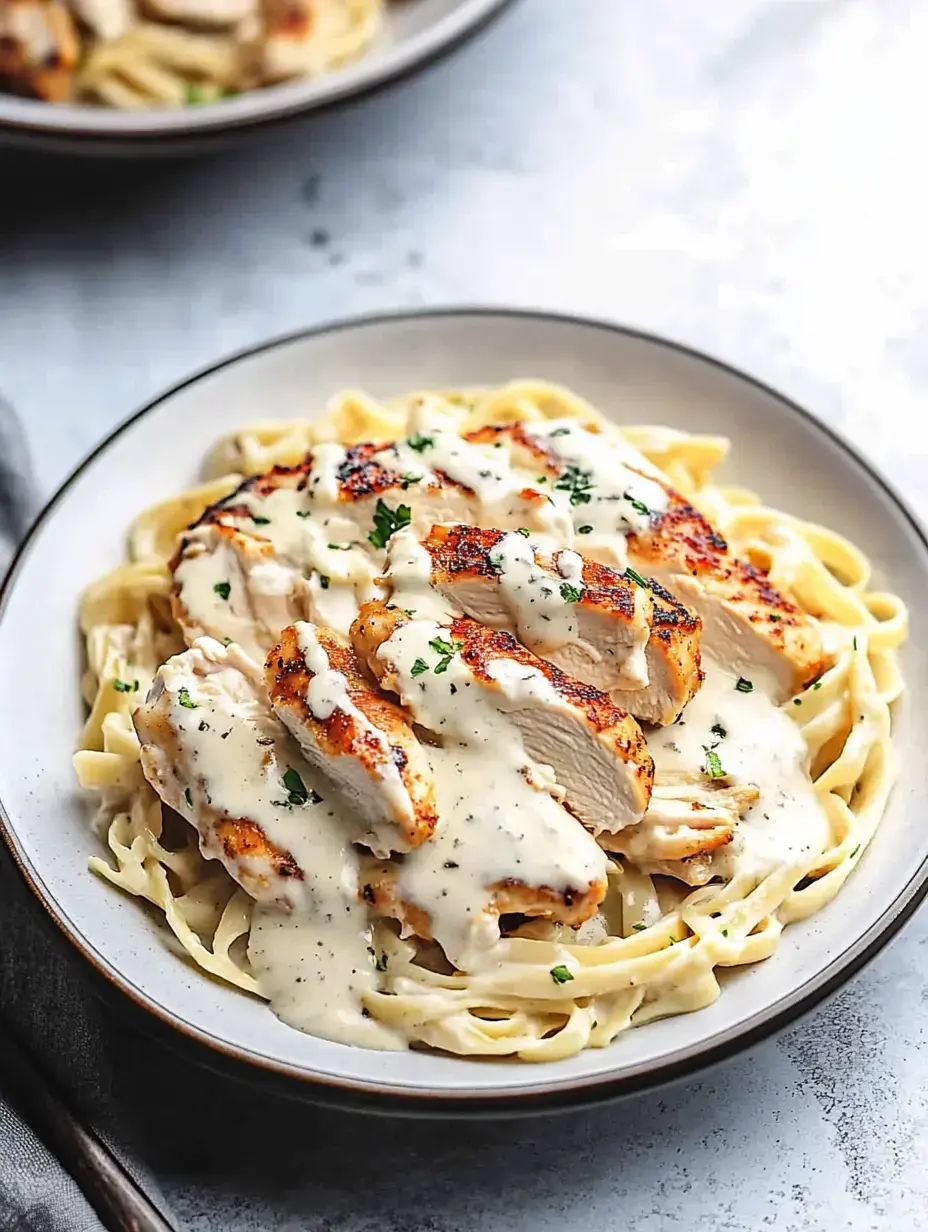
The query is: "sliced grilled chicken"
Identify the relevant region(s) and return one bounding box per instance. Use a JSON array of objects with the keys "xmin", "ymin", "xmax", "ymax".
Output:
[
  {"xmin": 467, "ymin": 419, "xmax": 828, "ymax": 699},
  {"xmin": 170, "ymin": 434, "xmax": 562, "ymax": 651},
  {"xmin": 133, "ymin": 638, "xmax": 344, "ymax": 908},
  {"xmin": 600, "ymin": 778, "xmax": 759, "ymax": 885},
  {"xmin": 0, "ymin": 0, "xmax": 79, "ymax": 101},
  {"xmin": 134, "ymin": 636, "xmax": 405, "ymax": 1050},
  {"xmin": 350, "ymin": 601, "xmax": 654, "ymax": 836},
  {"xmin": 265, "ymin": 621, "xmax": 438, "ymax": 857},
  {"xmin": 361, "ymin": 852, "xmax": 606, "ymax": 949},
  {"xmin": 417, "ymin": 524, "xmax": 703, "ymax": 725}
]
